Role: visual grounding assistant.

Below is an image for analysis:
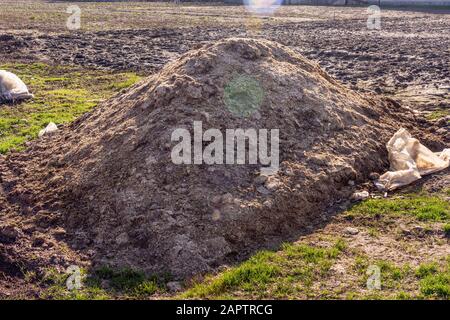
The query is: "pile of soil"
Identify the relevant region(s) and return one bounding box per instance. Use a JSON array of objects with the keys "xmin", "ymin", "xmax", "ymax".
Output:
[{"xmin": 0, "ymin": 38, "xmax": 442, "ymax": 282}]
